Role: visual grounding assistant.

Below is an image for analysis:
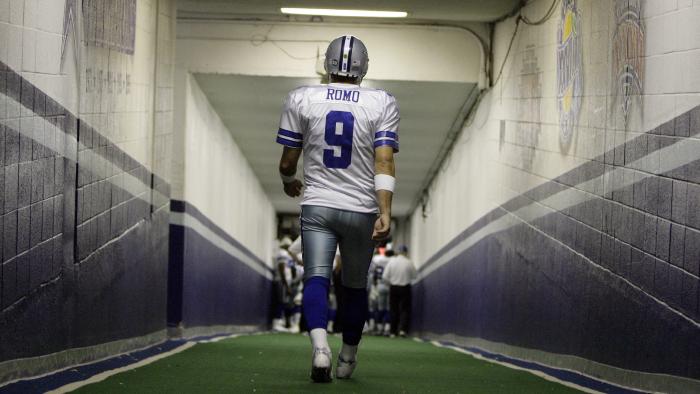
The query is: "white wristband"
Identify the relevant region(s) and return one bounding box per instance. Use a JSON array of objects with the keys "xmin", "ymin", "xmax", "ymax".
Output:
[
  {"xmin": 374, "ymin": 174, "xmax": 395, "ymax": 192},
  {"xmin": 280, "ymin": 173, "xmax": 297, "ymax": 183}
]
